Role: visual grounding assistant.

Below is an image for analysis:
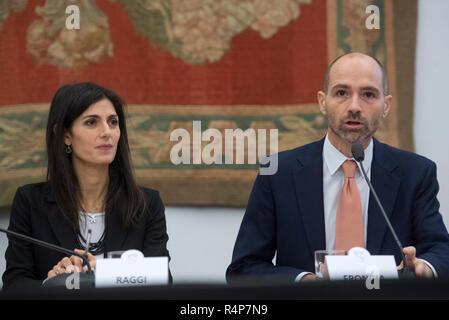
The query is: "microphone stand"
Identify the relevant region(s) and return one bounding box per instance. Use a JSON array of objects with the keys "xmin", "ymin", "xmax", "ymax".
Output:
[
  {"xmin": 1, "ymin": 227, "xmax": 95, "ymax": 288},
  {"xmin": 357, "ymin": 161, "xmax": 414, "ymax": 278},
  {"xmin": 0, "ymin": 227, "xmax": 92, "ymax": 274}
]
